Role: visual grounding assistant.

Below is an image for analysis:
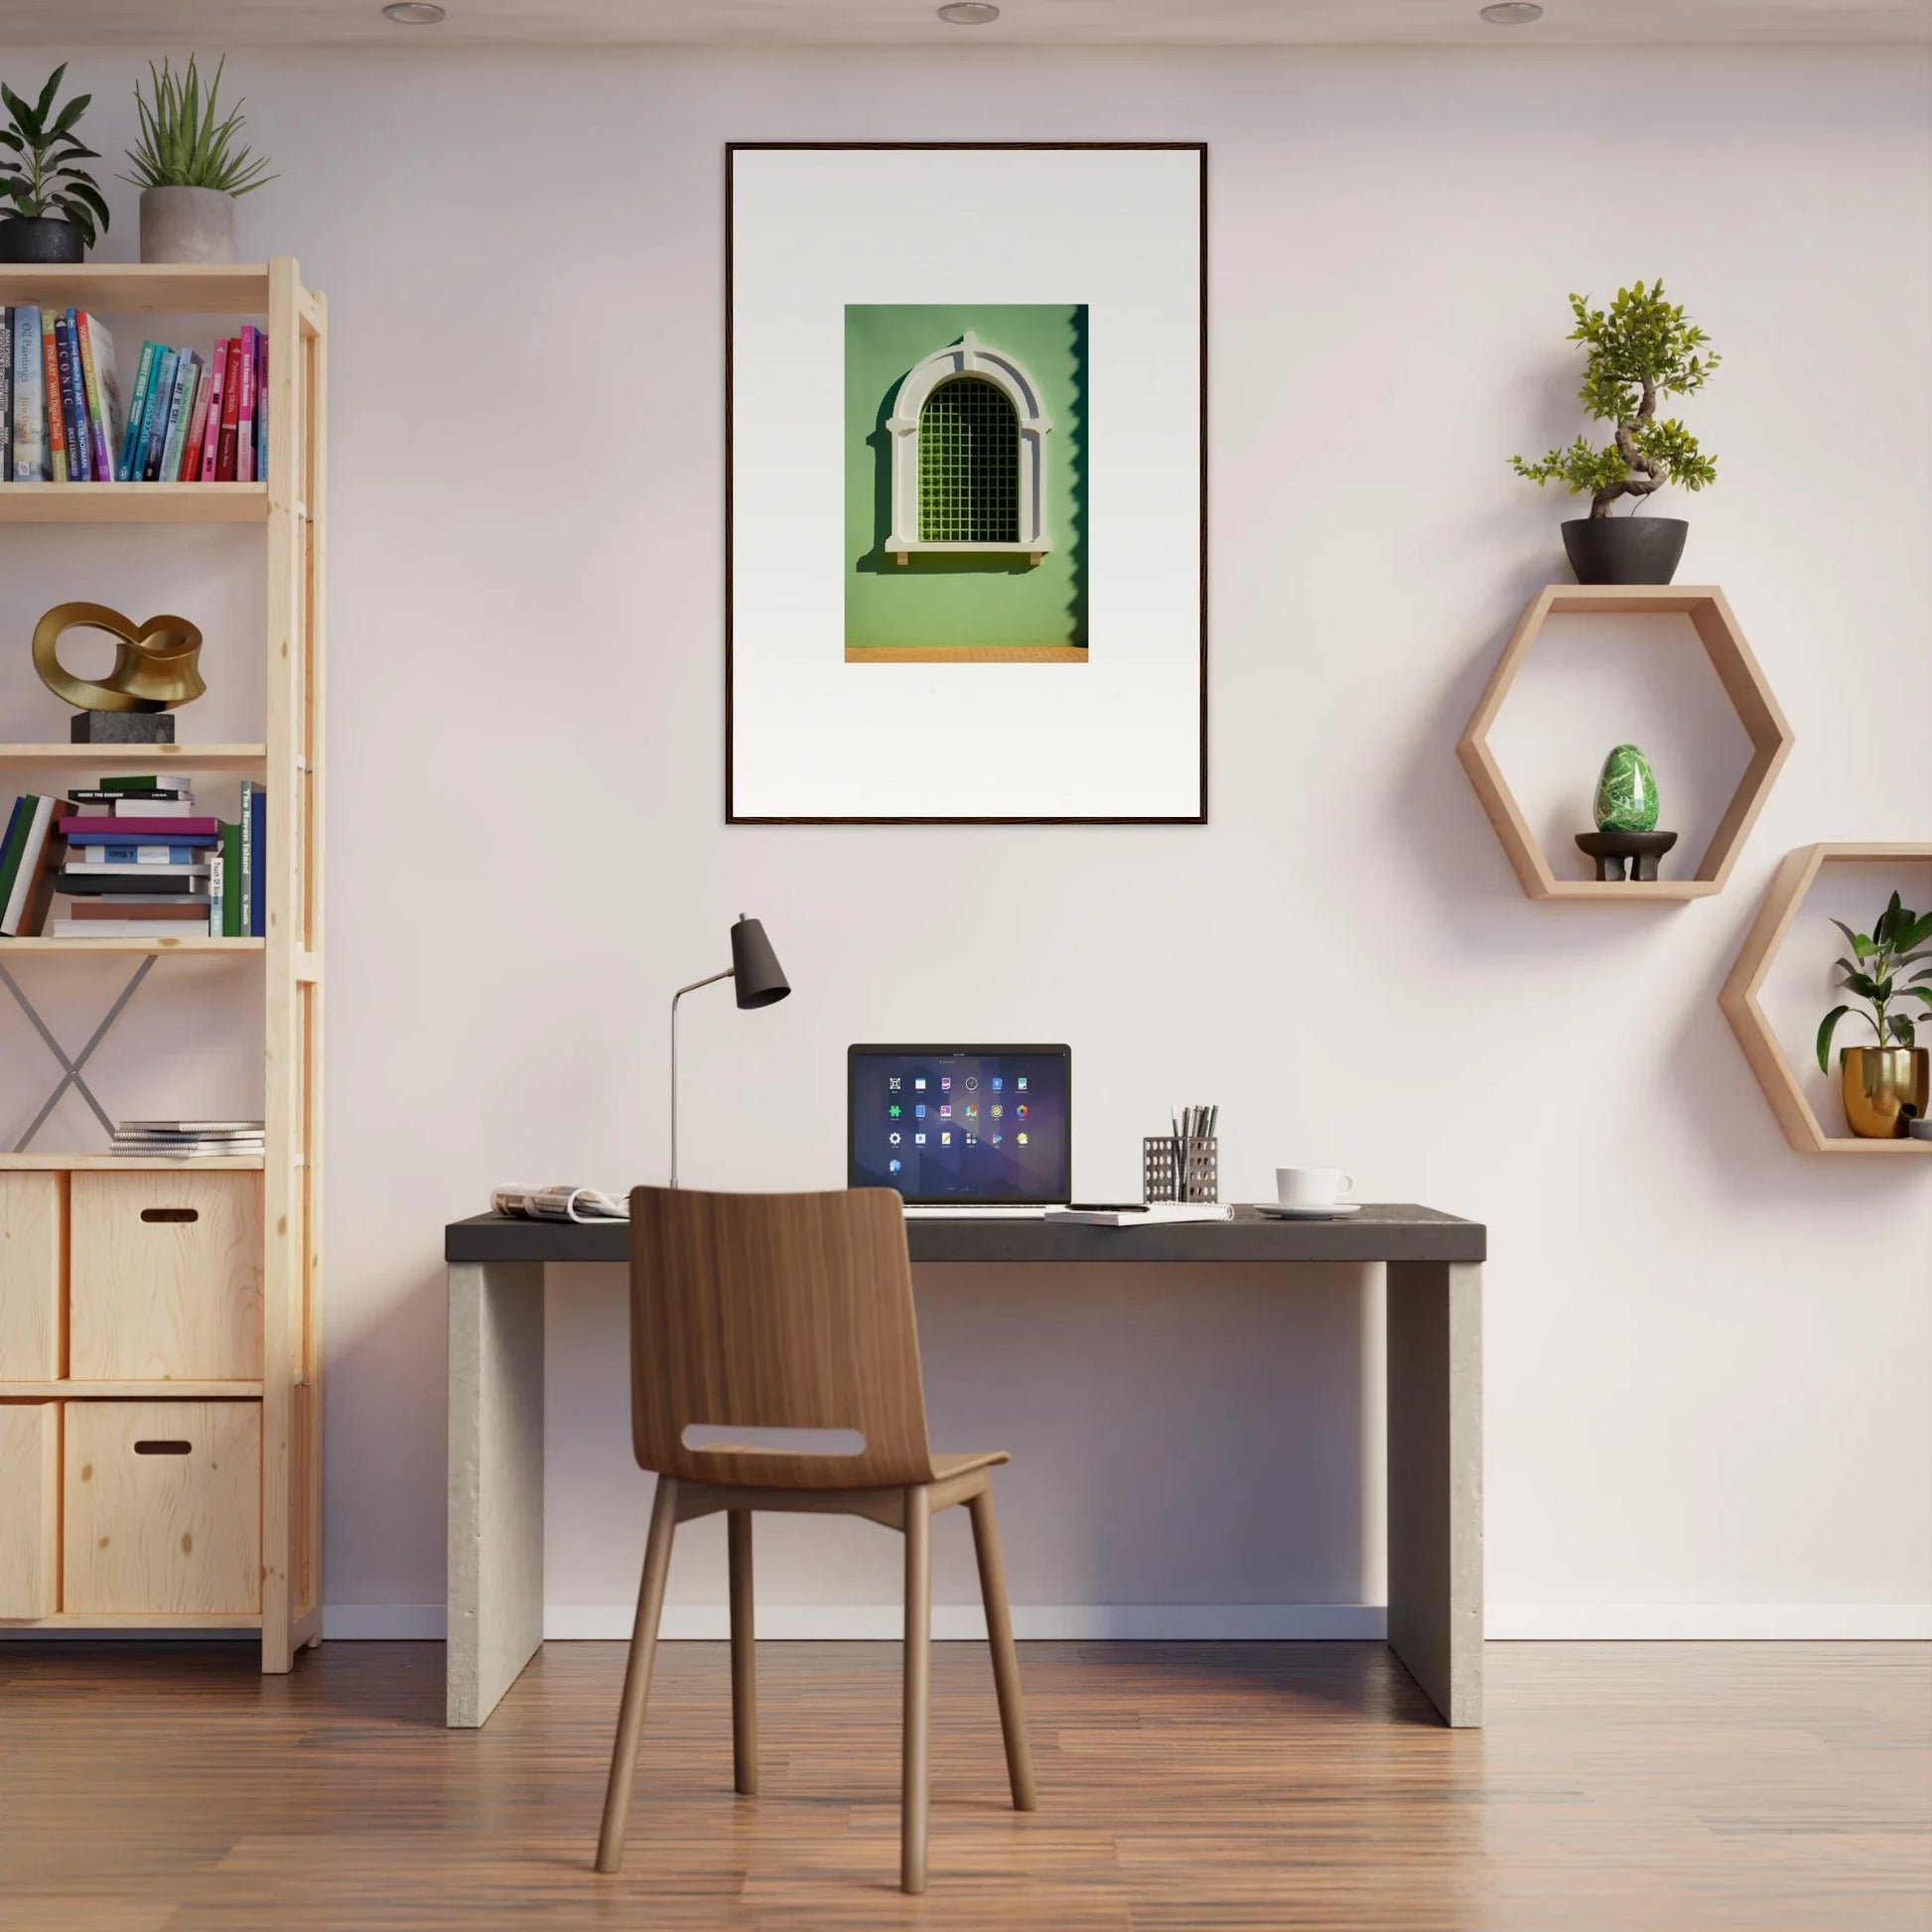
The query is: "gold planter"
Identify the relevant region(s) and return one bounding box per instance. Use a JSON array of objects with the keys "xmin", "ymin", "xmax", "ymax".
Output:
[{"xmin": 1840, "ymin": 1046, "xmax": 1930, "ymax": 1139}]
